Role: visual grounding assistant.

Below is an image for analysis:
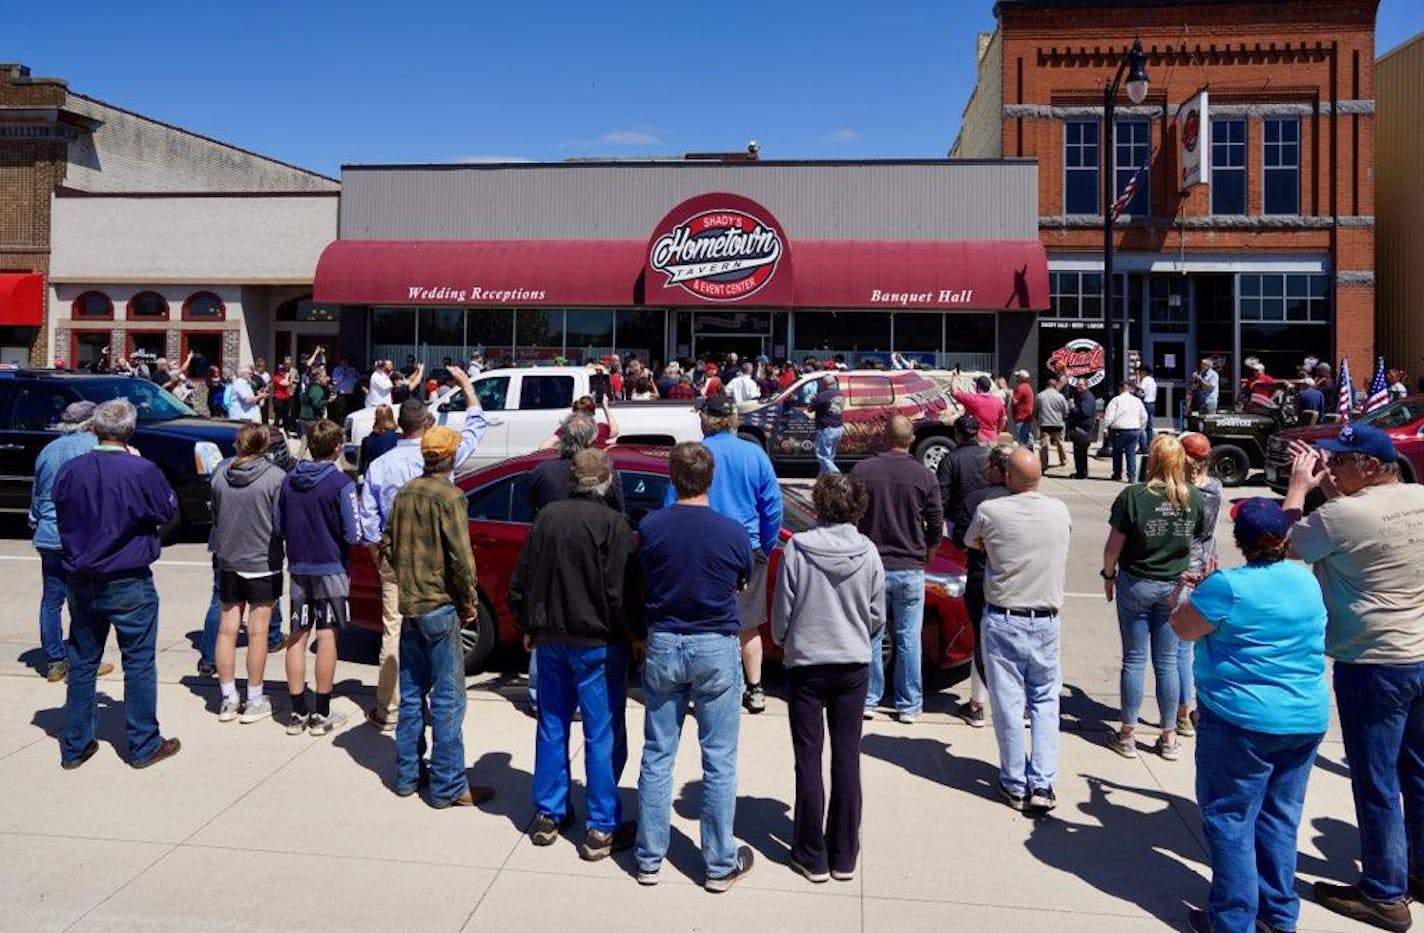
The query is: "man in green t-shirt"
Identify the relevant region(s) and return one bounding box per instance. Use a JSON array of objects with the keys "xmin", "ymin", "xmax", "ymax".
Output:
[{"xmin": 300, "ymin": 370, "xmax": 331, "ymax": 431}]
